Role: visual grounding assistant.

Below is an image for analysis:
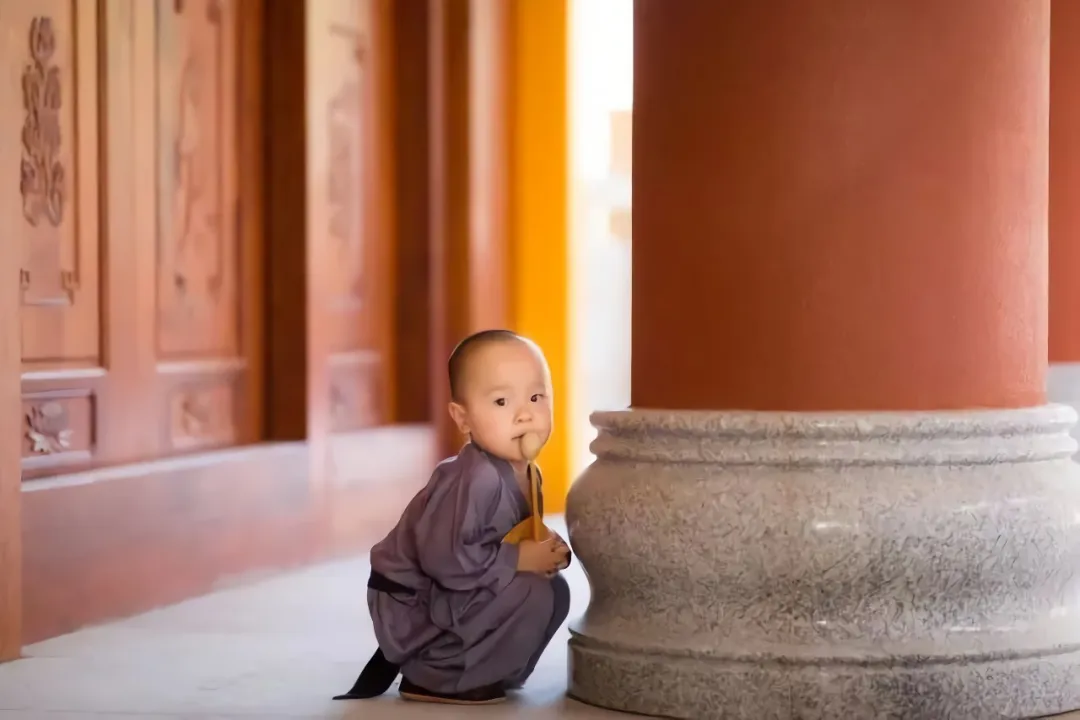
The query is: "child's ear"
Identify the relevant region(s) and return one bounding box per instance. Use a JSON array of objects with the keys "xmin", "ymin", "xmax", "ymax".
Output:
[{"xmin": 448, "ymin": 402, "xmax": 469, "ymax": 435}]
